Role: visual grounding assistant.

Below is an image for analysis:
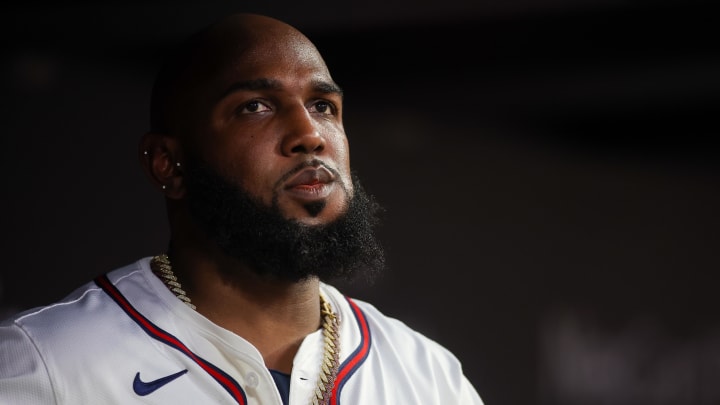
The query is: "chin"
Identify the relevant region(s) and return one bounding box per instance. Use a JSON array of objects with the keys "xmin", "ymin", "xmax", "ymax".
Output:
[
  {"xmin": 284, "ymin": 198, "xmax": 349, "ymax": 226},
  {"xmin": 290, "ymin": 211, "xmax": 345, "ymax": 227}
]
